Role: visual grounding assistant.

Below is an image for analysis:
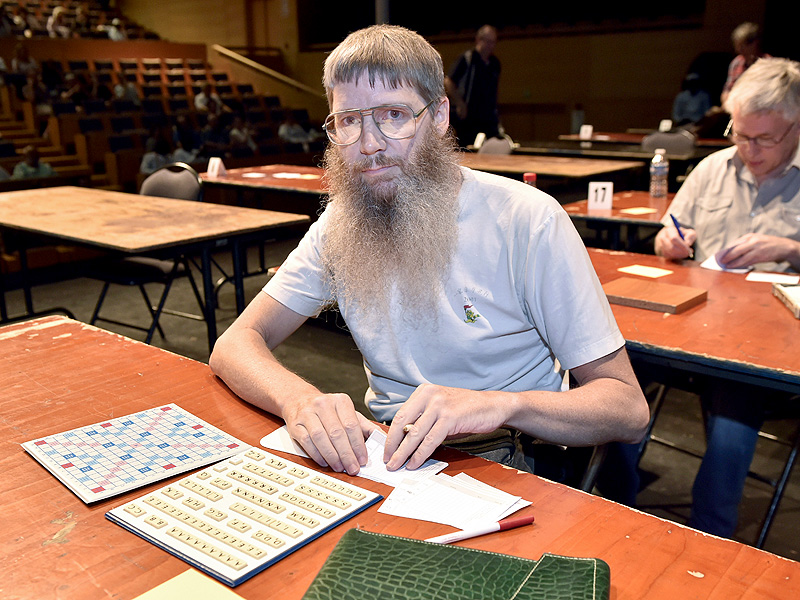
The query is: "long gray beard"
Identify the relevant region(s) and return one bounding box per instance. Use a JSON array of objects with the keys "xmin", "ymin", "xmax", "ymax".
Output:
[{"xmin": 321, "ymin": 127, "xmax": 463, "ymax": 328}]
